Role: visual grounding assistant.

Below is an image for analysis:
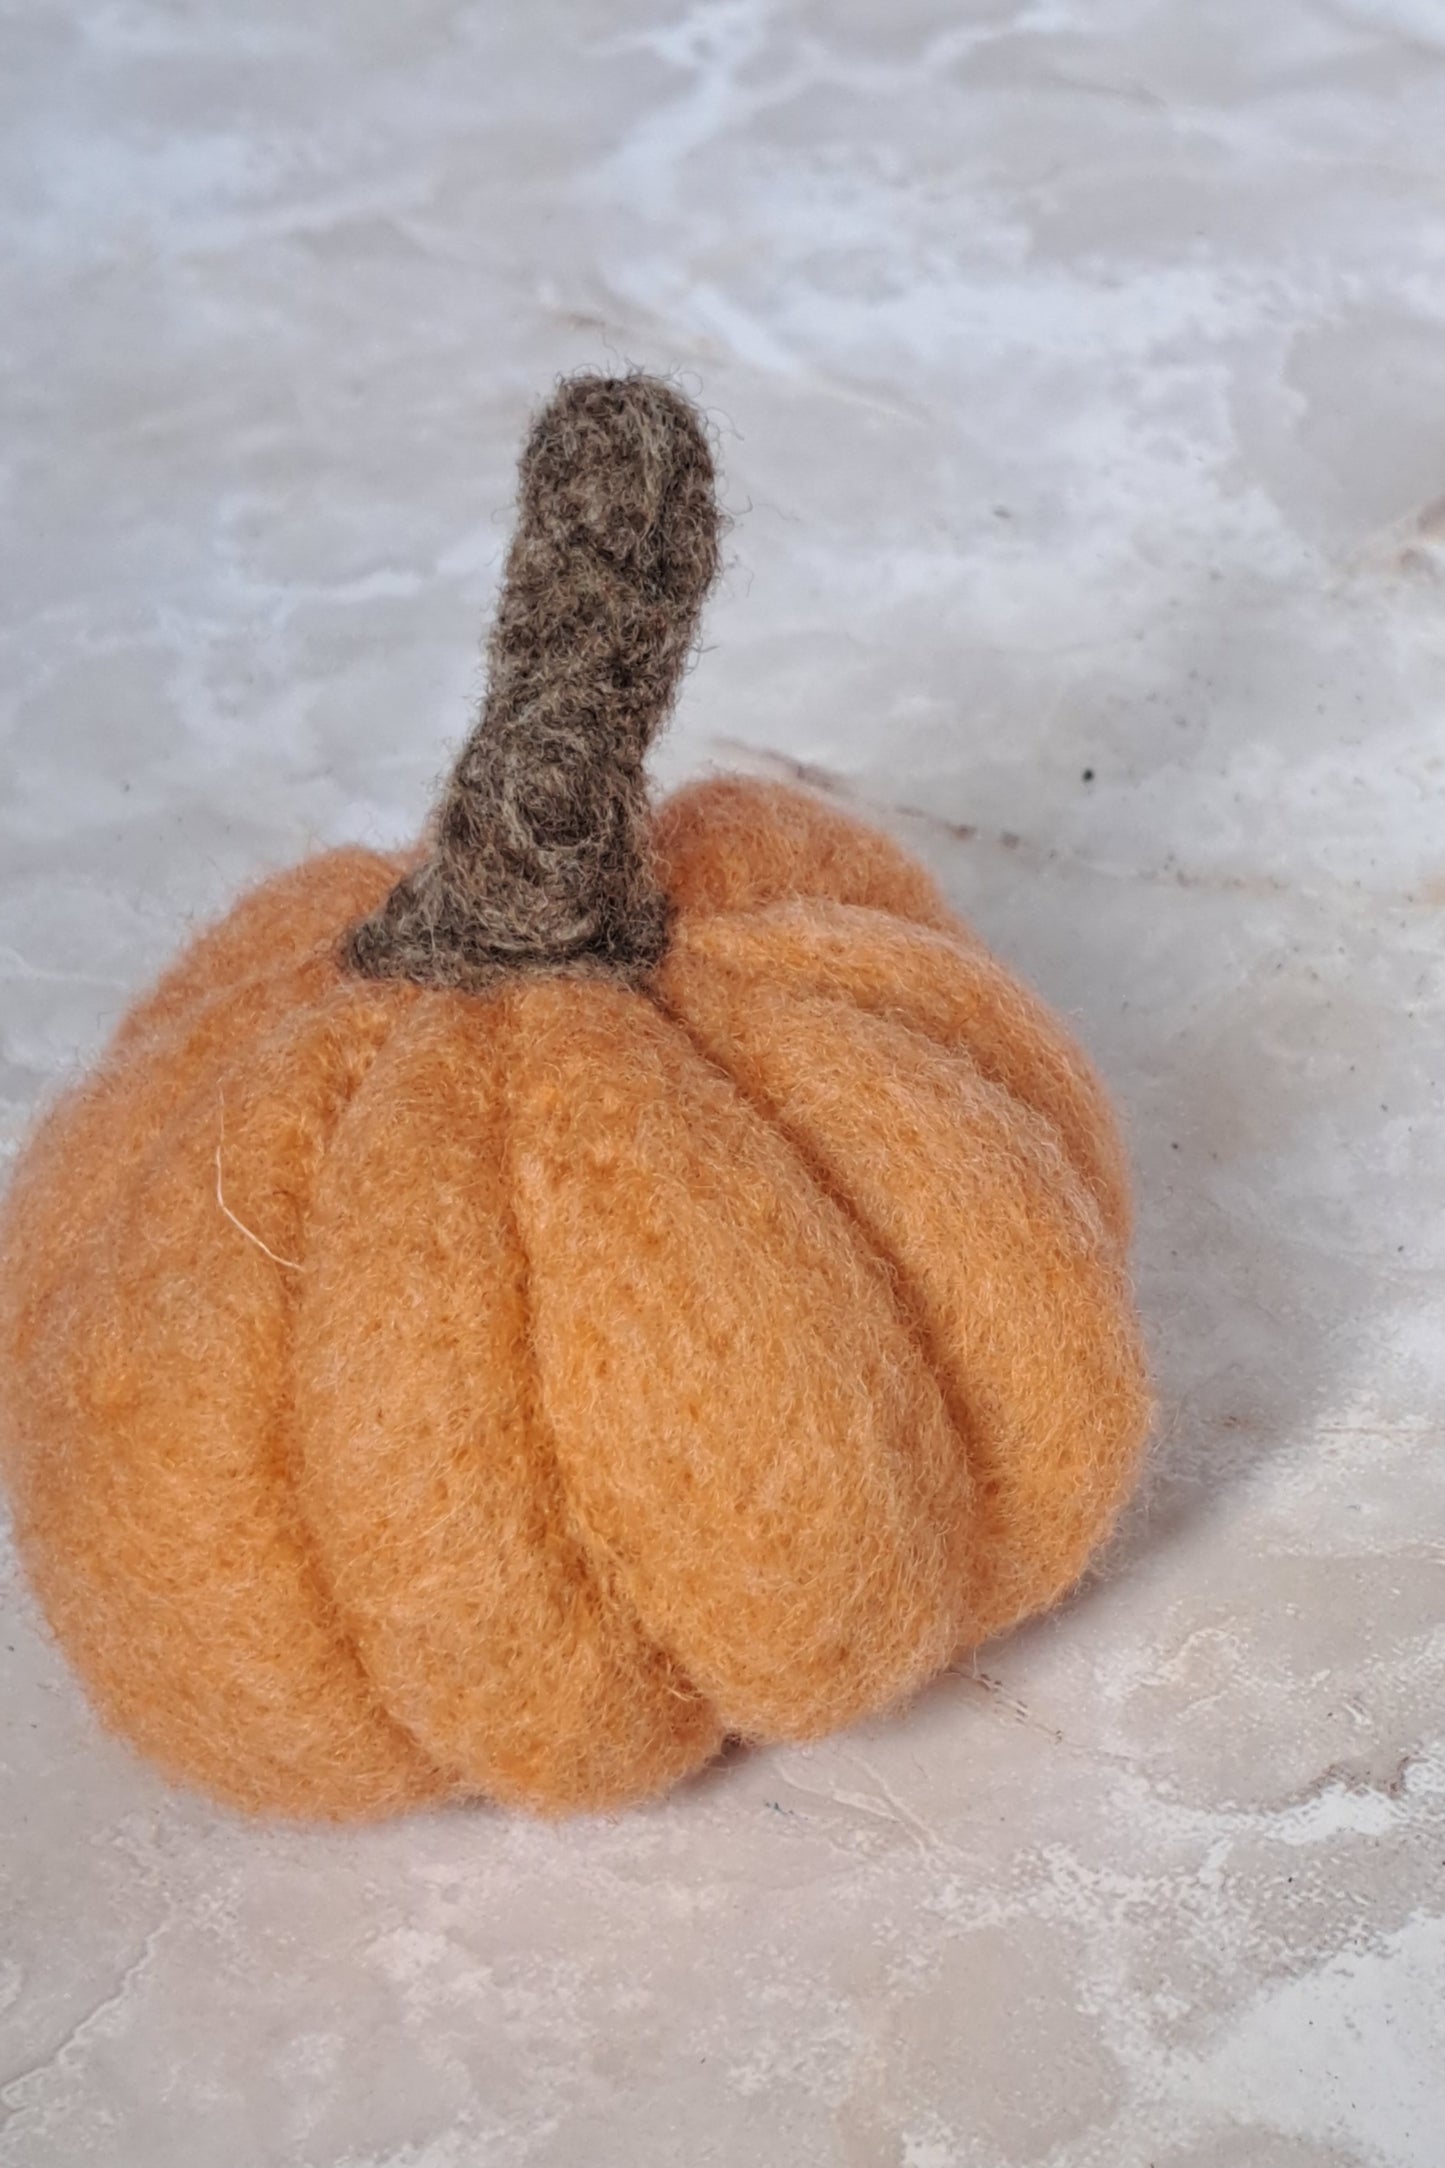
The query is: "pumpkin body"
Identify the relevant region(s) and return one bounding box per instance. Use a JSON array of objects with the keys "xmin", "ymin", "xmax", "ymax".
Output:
[{"xmin": 0, "ymin": 776, "xmax": 1150, "ymax": 1819}]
